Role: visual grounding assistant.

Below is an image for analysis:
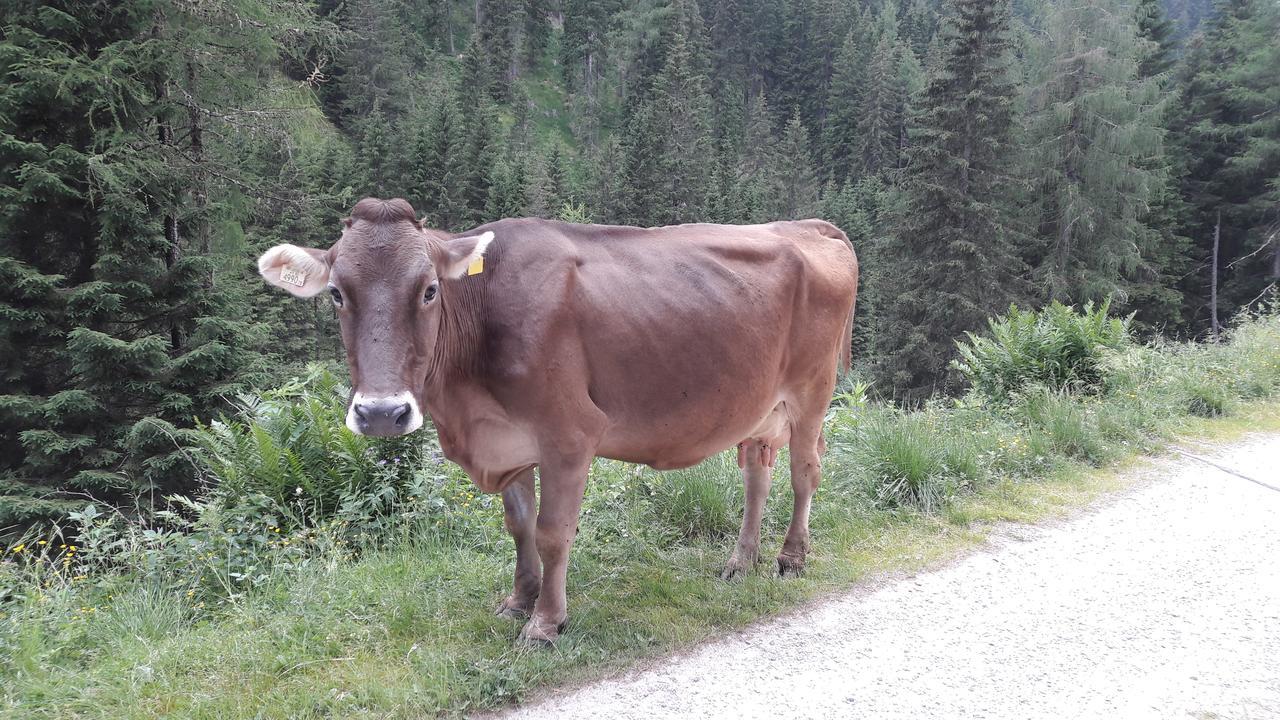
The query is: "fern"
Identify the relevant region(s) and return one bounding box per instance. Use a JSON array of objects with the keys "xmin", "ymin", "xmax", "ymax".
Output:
[{"xmin": 953, "ymin": 300, "xmax": 1132, "ymax": 404}]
